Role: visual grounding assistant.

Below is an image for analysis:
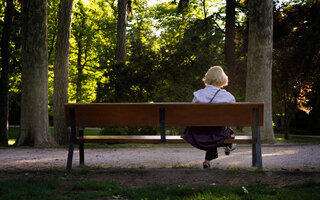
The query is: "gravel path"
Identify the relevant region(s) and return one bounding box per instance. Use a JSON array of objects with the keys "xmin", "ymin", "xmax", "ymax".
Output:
[{"xmin": 0, "ymin": 143, "xmax": 319, "ymax": 171}]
